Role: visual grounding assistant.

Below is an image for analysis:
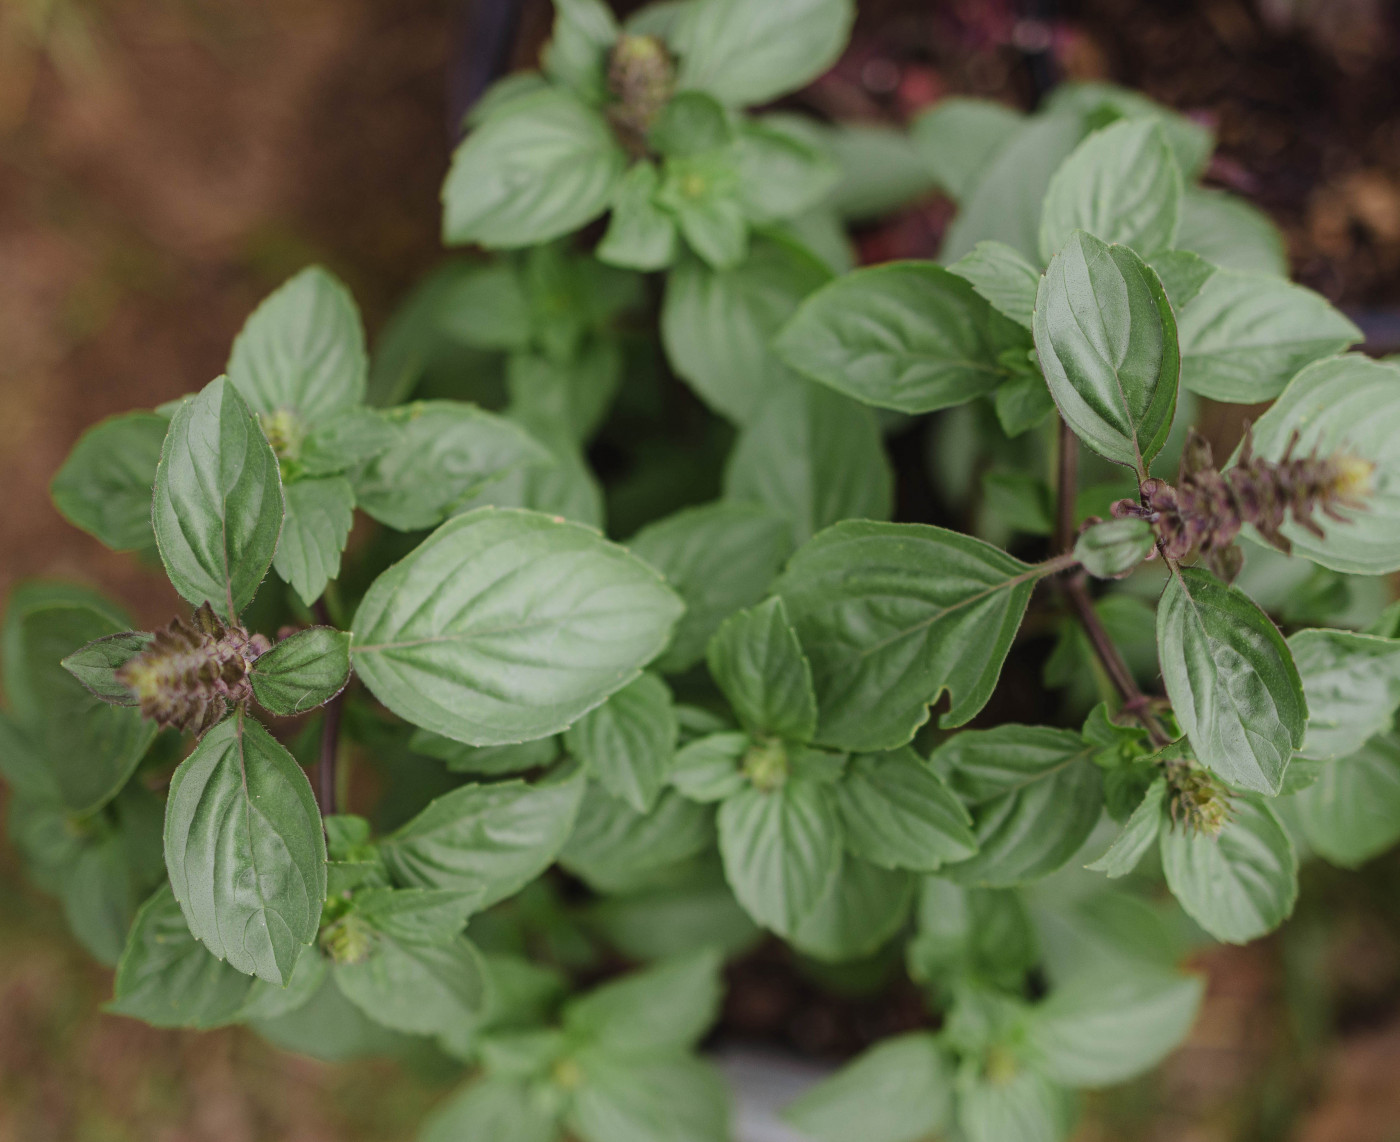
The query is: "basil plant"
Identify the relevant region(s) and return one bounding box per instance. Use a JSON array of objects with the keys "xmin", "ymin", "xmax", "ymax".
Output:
[{"xmin": 7, "ymin": 1, "xmax": 1400, "ymax": 1140}]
